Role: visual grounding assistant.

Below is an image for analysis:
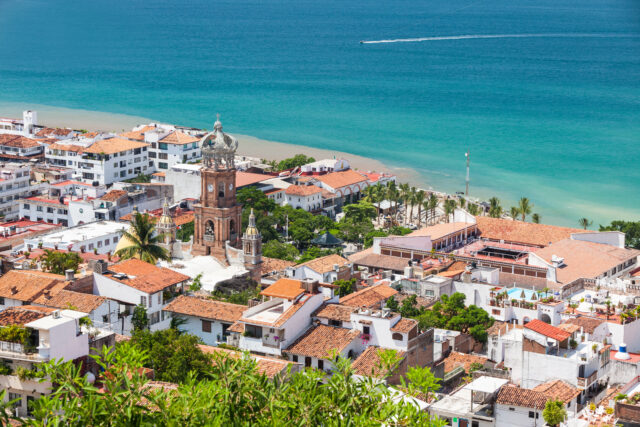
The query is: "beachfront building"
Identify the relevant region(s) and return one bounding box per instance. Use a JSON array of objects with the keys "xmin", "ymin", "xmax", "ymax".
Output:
[
  {"xmin": 163, "ymin": 295, "xmax": 248, "ymax": 346},
  {"xmin": 45, "ymin": 137, "xmax": 150, "ymax": 185},
  {"xmin": 120, "ymin": 125, "xmax": 202, "ymax": 171},
  {"xmin": 22, "ymin": 220, "xmax": 127, "ymax": 254},
  {"xmin": 0, "ymin": 306, "xmax": 91, "ymax": 417},
  {"xmin": 92, "ymin": 259, "xmax": 190, "ymax": 334},
  {"xmin": 0, "ymin": 163, "xmax": 42, "ymax": 220}
]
